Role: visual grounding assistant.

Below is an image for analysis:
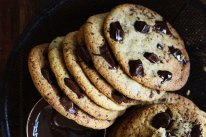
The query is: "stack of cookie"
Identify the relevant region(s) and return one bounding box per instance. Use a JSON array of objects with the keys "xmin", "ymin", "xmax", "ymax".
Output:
[{"xmin": 28, "ymin": 3, "xmax": 206, "ymax": 135}]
